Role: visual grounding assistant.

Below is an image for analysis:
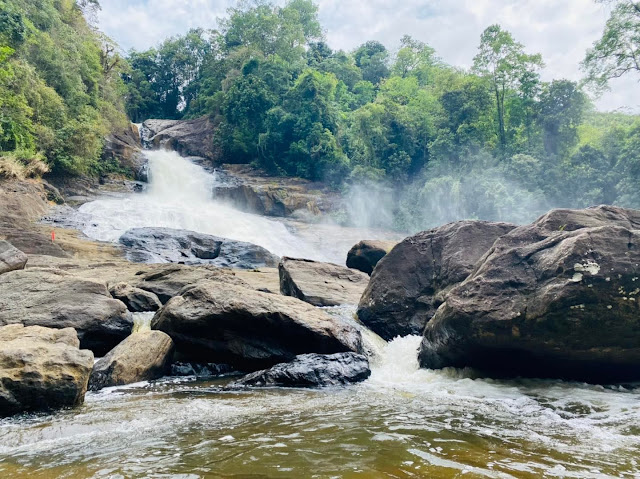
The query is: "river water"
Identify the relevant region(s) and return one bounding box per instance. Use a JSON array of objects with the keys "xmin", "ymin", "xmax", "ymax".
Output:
[{"xmin": 1, "ymin": 151, "xmax": 639, "ymax": 478}]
